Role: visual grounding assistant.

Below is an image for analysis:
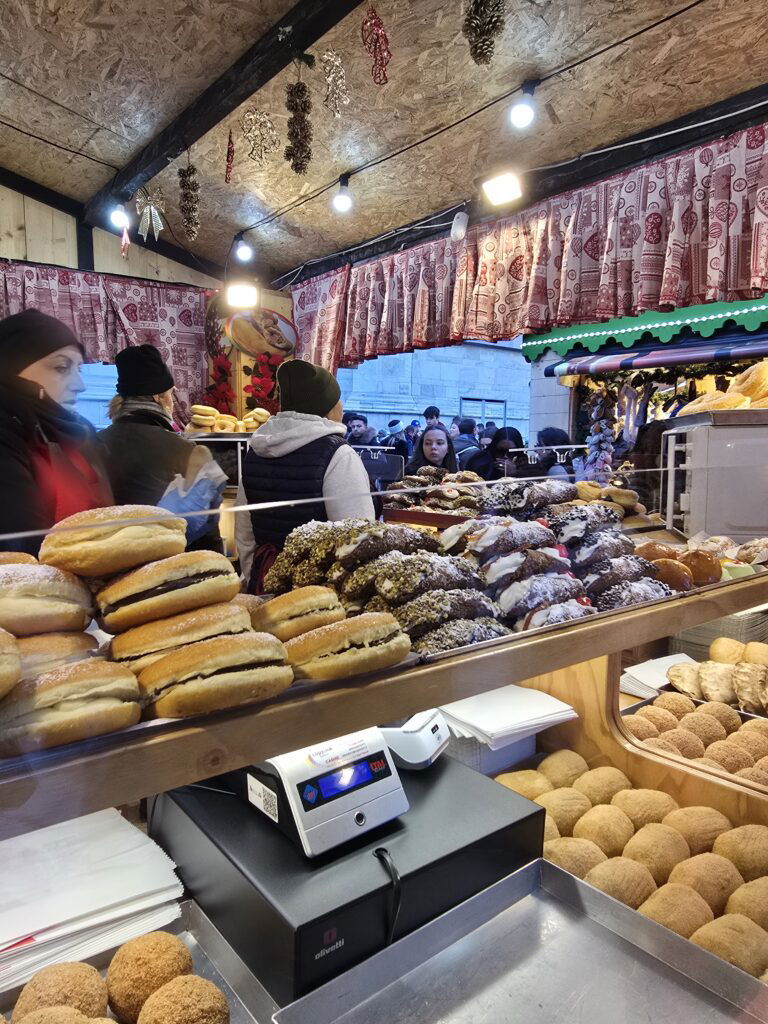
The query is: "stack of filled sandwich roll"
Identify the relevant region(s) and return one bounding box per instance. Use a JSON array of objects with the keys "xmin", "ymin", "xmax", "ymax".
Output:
[
  {"xmin": 0, "ymin": 505, "xmax": 296, "ymax": 757},
  {"xmin": 185, "ymin": 403, "xmax": 271, "ymax": 434}
]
